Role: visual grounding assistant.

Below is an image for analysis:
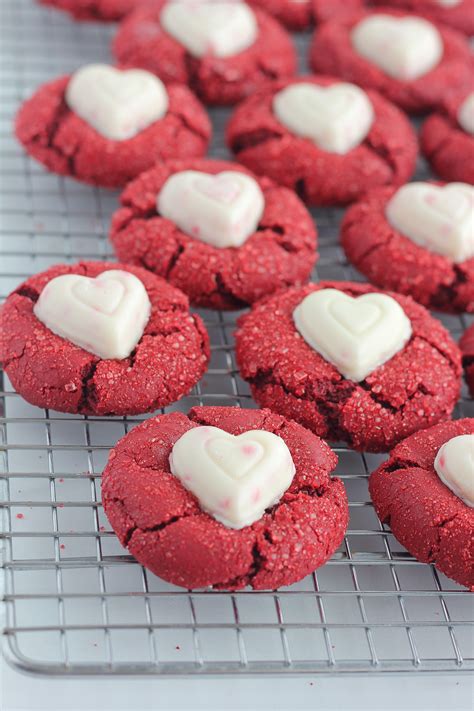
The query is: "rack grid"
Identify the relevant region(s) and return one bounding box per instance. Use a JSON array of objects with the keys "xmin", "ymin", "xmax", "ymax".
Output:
[{"xmin": 1, "ymin": 0, "xmax": 473, "ymax": 677}]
